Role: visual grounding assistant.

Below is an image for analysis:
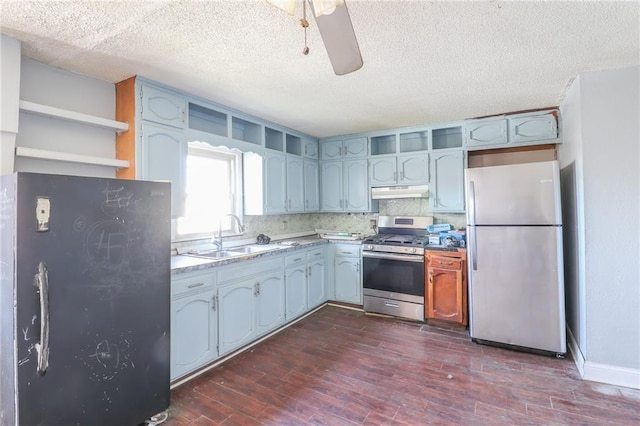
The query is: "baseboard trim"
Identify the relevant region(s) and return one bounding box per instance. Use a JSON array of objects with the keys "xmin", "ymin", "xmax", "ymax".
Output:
[
  {"xmin": 583, "ymin": 362, "xmax": 640, "ymax": 390},
  {"xmin": 566, "ymin": 326, "xmax": 585, "ymax": 377},
  {"xmin": 567, "ymin": 325, "xmax": 640, "ymax": 389}
]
